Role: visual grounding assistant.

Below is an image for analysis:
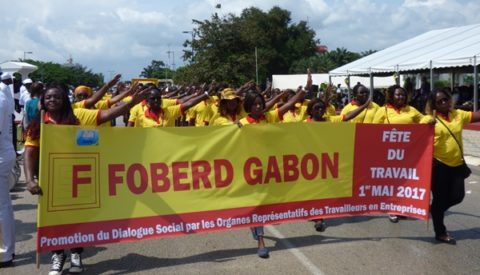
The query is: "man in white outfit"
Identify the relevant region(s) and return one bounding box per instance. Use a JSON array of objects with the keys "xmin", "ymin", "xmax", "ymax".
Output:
[
  {"xmin": 0, "ymin": 72, "xmax": 16, "ymax": 268},
  {"xmin": 19, "ymin": 78, "xmax": 33, "ymax": 130}
]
